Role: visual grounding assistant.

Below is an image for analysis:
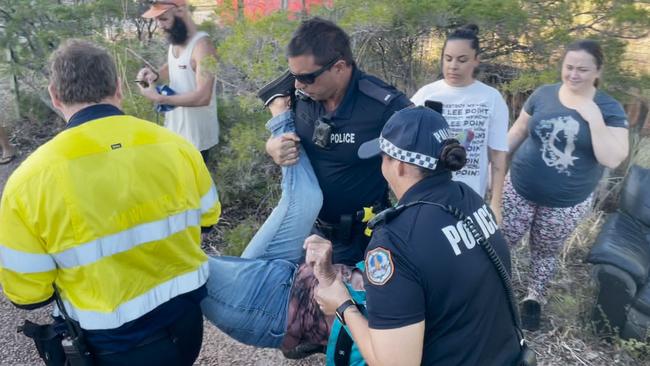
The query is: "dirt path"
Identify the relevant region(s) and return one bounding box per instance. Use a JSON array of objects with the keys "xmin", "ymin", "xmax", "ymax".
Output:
[
  {"xmin": 0, "ymin": 291, "xmax": 322, "ymax": 366},
  {"xmin": 0, "ymin": 135, "xmax": 323, "ymax": 366}
]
